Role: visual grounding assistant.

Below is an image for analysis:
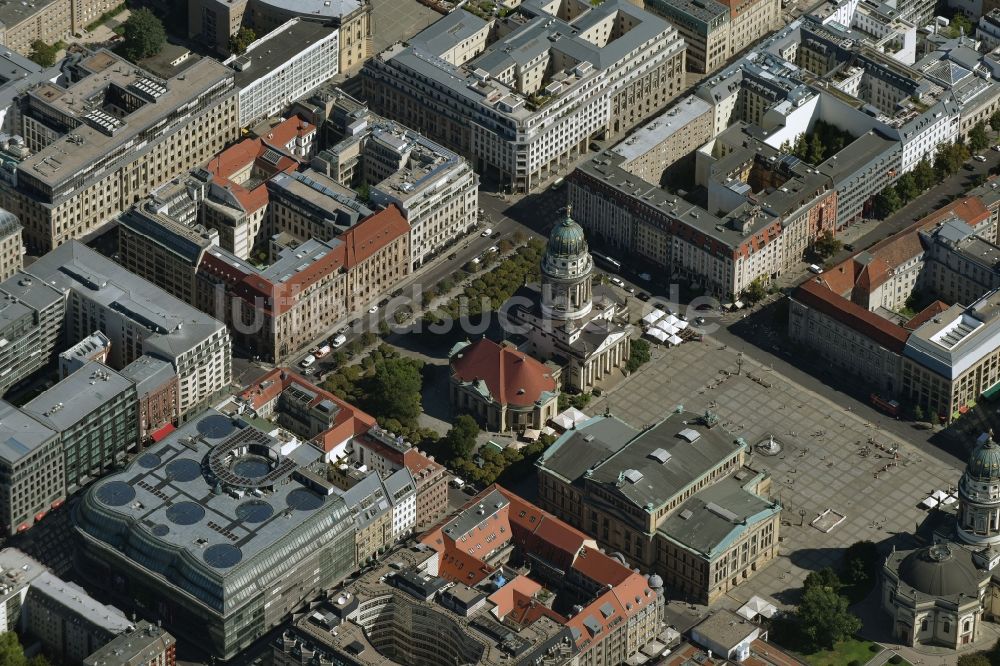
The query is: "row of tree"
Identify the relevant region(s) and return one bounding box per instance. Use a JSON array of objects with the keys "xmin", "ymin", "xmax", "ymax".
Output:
[{"xmin": 873, "ymin": 157, "xmax": 939, "ymax": 219}]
